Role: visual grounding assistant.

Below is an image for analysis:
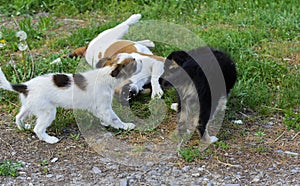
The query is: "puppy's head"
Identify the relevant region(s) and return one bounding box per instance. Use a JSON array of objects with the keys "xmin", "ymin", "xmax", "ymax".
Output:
[
  {"xmin": 160, "ymin": 50, "xmax": 190, "ymax": 88},
  {"xmin": 101, "ymin": 53, "xmax": 142, "ymax": 79}
]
